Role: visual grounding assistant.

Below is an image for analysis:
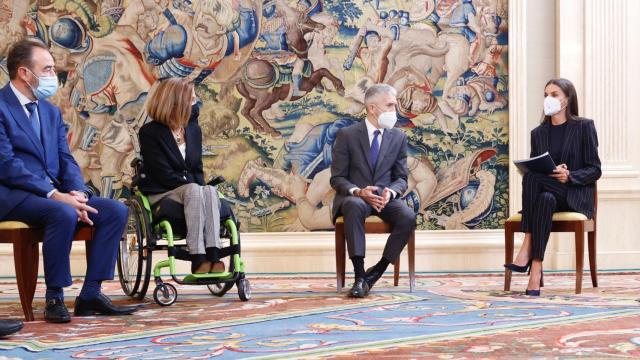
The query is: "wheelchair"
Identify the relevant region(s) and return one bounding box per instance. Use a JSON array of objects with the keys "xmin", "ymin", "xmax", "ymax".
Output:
[{"xmin": 117, "ymin": 158, "xmax": 251, "ymax": 306}]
